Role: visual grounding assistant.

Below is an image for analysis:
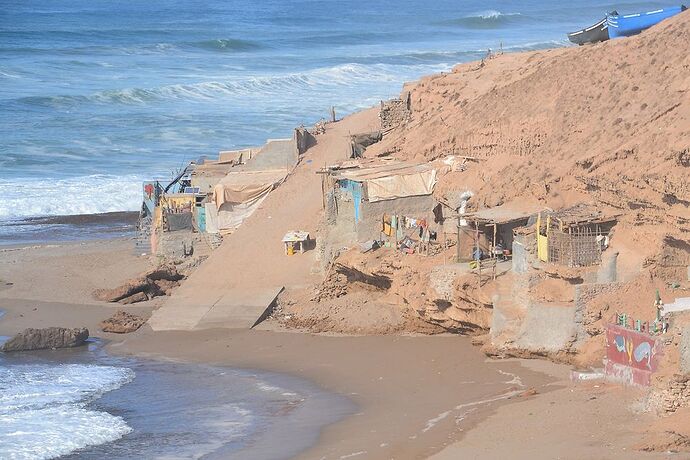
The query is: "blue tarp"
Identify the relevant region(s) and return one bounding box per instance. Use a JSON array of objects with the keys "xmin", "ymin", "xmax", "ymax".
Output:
[{"xmin": 339, "ymin": 179, "xmax": 363, "ymax": 223}]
